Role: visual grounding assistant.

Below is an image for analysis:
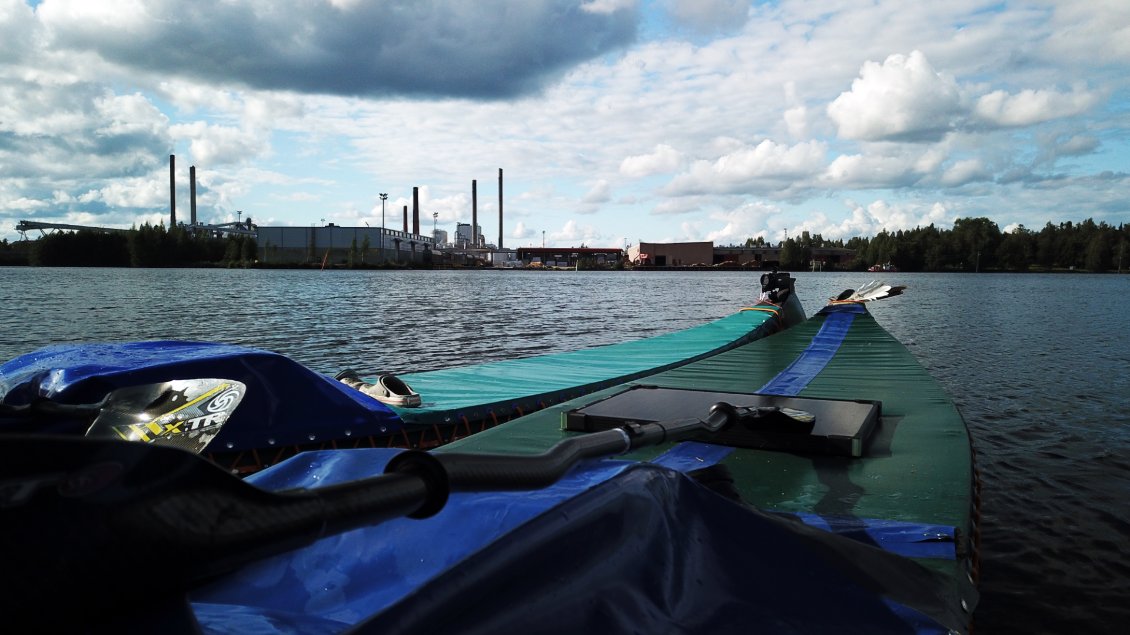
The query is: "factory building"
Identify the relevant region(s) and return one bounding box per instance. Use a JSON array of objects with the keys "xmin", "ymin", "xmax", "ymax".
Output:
[
  {"xmin": 626, "ymin": 242, "xmax": 713, "ymax": 267},
  {"xmin": 454, "ymin": 223, "xmax": 483, "ymax": 248},
  {"xmin": 628, "ymin": 242, "xmax": 856, "ymax": 269},
  {"xmin": 257, "ymin": 225, "xmax": 433, "ymax": 265},
  {"xmin": 515, "ymin": 247, "xmax": 623, "ymax": 268}
]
